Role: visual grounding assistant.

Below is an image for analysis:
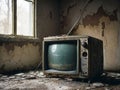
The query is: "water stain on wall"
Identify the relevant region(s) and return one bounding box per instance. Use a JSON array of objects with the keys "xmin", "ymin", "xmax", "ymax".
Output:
[
  {"xmin": 0, "ymin": 40, "xmax": 41, "ymax": 73},
  {"xmin": 82, "ymin": 6, "xmax": 118, "ymax": 27}
]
